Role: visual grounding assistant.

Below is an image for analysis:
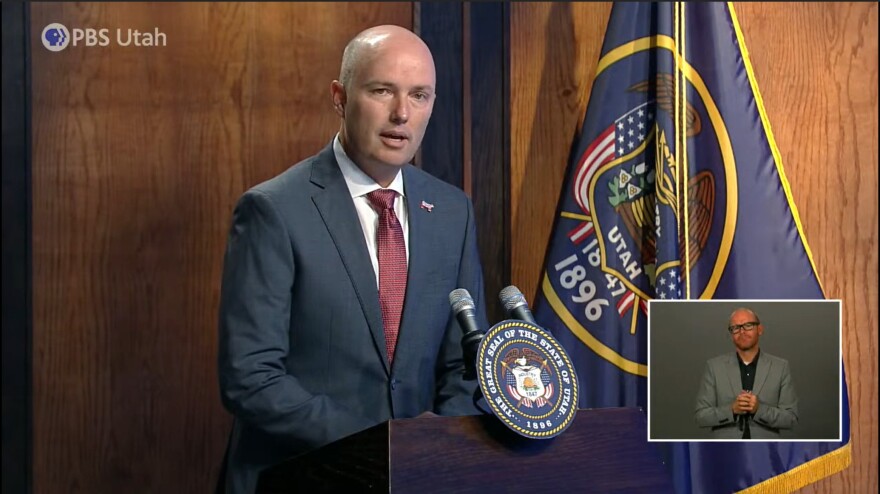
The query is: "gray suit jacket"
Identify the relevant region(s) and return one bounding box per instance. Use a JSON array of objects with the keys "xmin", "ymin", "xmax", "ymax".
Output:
[
  {"xmin": 217, "ymin": 144, "xmax": 488, "ymax": 493},
  {"xmin": 694, "ymin": 351, "xmax": 798, "ymax": 439}
]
